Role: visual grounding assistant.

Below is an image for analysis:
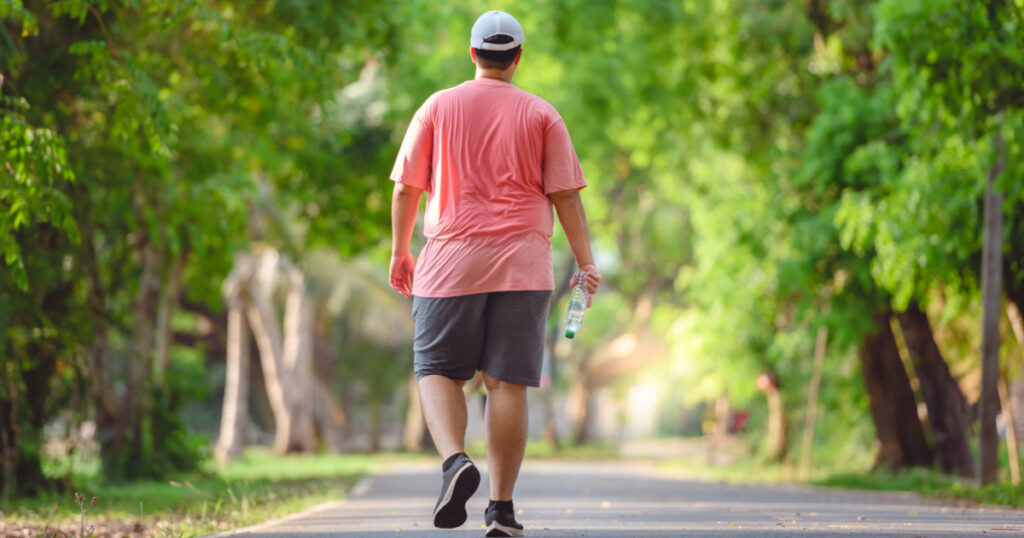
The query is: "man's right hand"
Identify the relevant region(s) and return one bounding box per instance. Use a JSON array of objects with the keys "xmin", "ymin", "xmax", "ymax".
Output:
[
  {"xmin": 570, "ymin": 264, "xmax": 602, "ymax": 307},
  {"xmin": 389, "ymin": 252, "xmax": 416, "ymax": 298}
]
